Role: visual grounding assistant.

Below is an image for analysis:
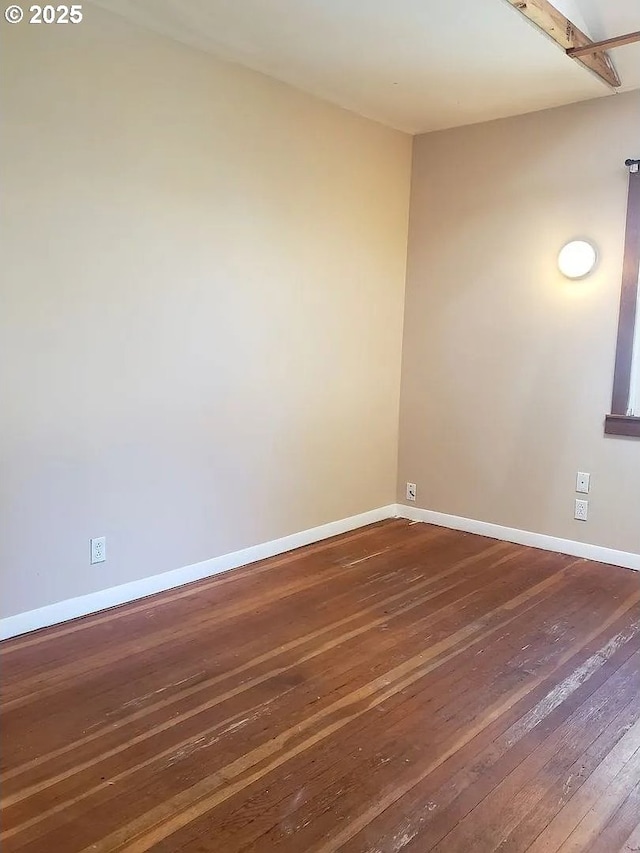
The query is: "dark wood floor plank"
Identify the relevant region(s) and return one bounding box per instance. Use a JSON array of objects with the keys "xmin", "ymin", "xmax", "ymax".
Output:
[
  {"xmin": 2, "ymin": 535, "xmax": 512, "ymax": 792},
  {"xmin": 1, "ymin": 519, "xmax": 639, "ymax": 853},
  {"xmin": 144, "ymin": 558, "xmax": 597, "ymax": 852},
  {"xmin": 8, "ymin": 548, "xmax": 559, "ymax": 851},
  {"xmin": 0, "ymin": 523, "xmax": 470, "ymax": 759},
  {"xmin": 485, "ymin": 681, "xmax": 640, "ymax": 852},
  {"xmin": 424, "ymin": 661, "xmax": 640, "ymax": 852},
  {"xmin": 619, "ymin": 821, "xmax": 640, "ymax": 852},
  {"xmin": 86, "ymin": 575, "xmax": 588, "ymax": 850},
  {"xmin": 1, "ymin": 524, "xmax": 449, "ymax": 709},
  {"xmin": 524, "ymin": 723, "xmax": 640, "ymax": 853},
  {"xmin": 189, "ymin": 572, "xmax": 639, "ymax": 853},
  {"xmin": 304, "ymin": 586, "xmax": 640, "ymax": 853},
  {"xmin": 4, "ymin": 524, "xmax": 470, "ymax": 778},
  {"xmin": 316, "ymin": 640, "xmax": 640, "ymax": 853},
  {"xmin": 586, "ymin": 780, "xmax": 640, "ymax": 853},
  {"xmin": 0, "ymin": 519, "xmax": 414, "ymax": 662}
]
